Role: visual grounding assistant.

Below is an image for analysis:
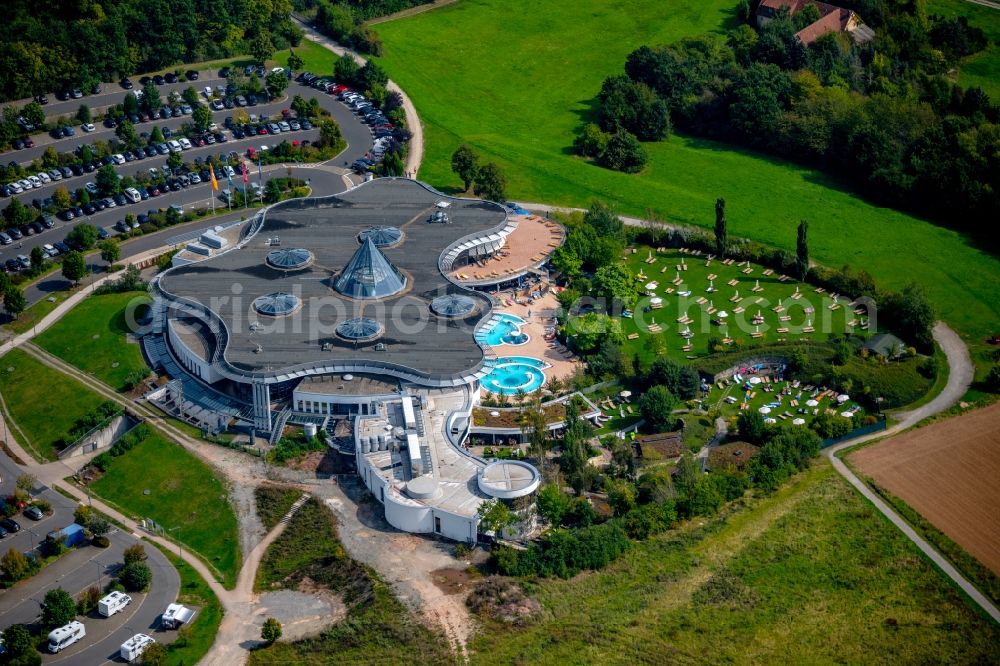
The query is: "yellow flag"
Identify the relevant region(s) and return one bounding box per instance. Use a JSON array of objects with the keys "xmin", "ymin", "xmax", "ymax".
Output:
[{"xmin": 210, "ymin": 163, "xmax": 219, "ymax": 191}]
